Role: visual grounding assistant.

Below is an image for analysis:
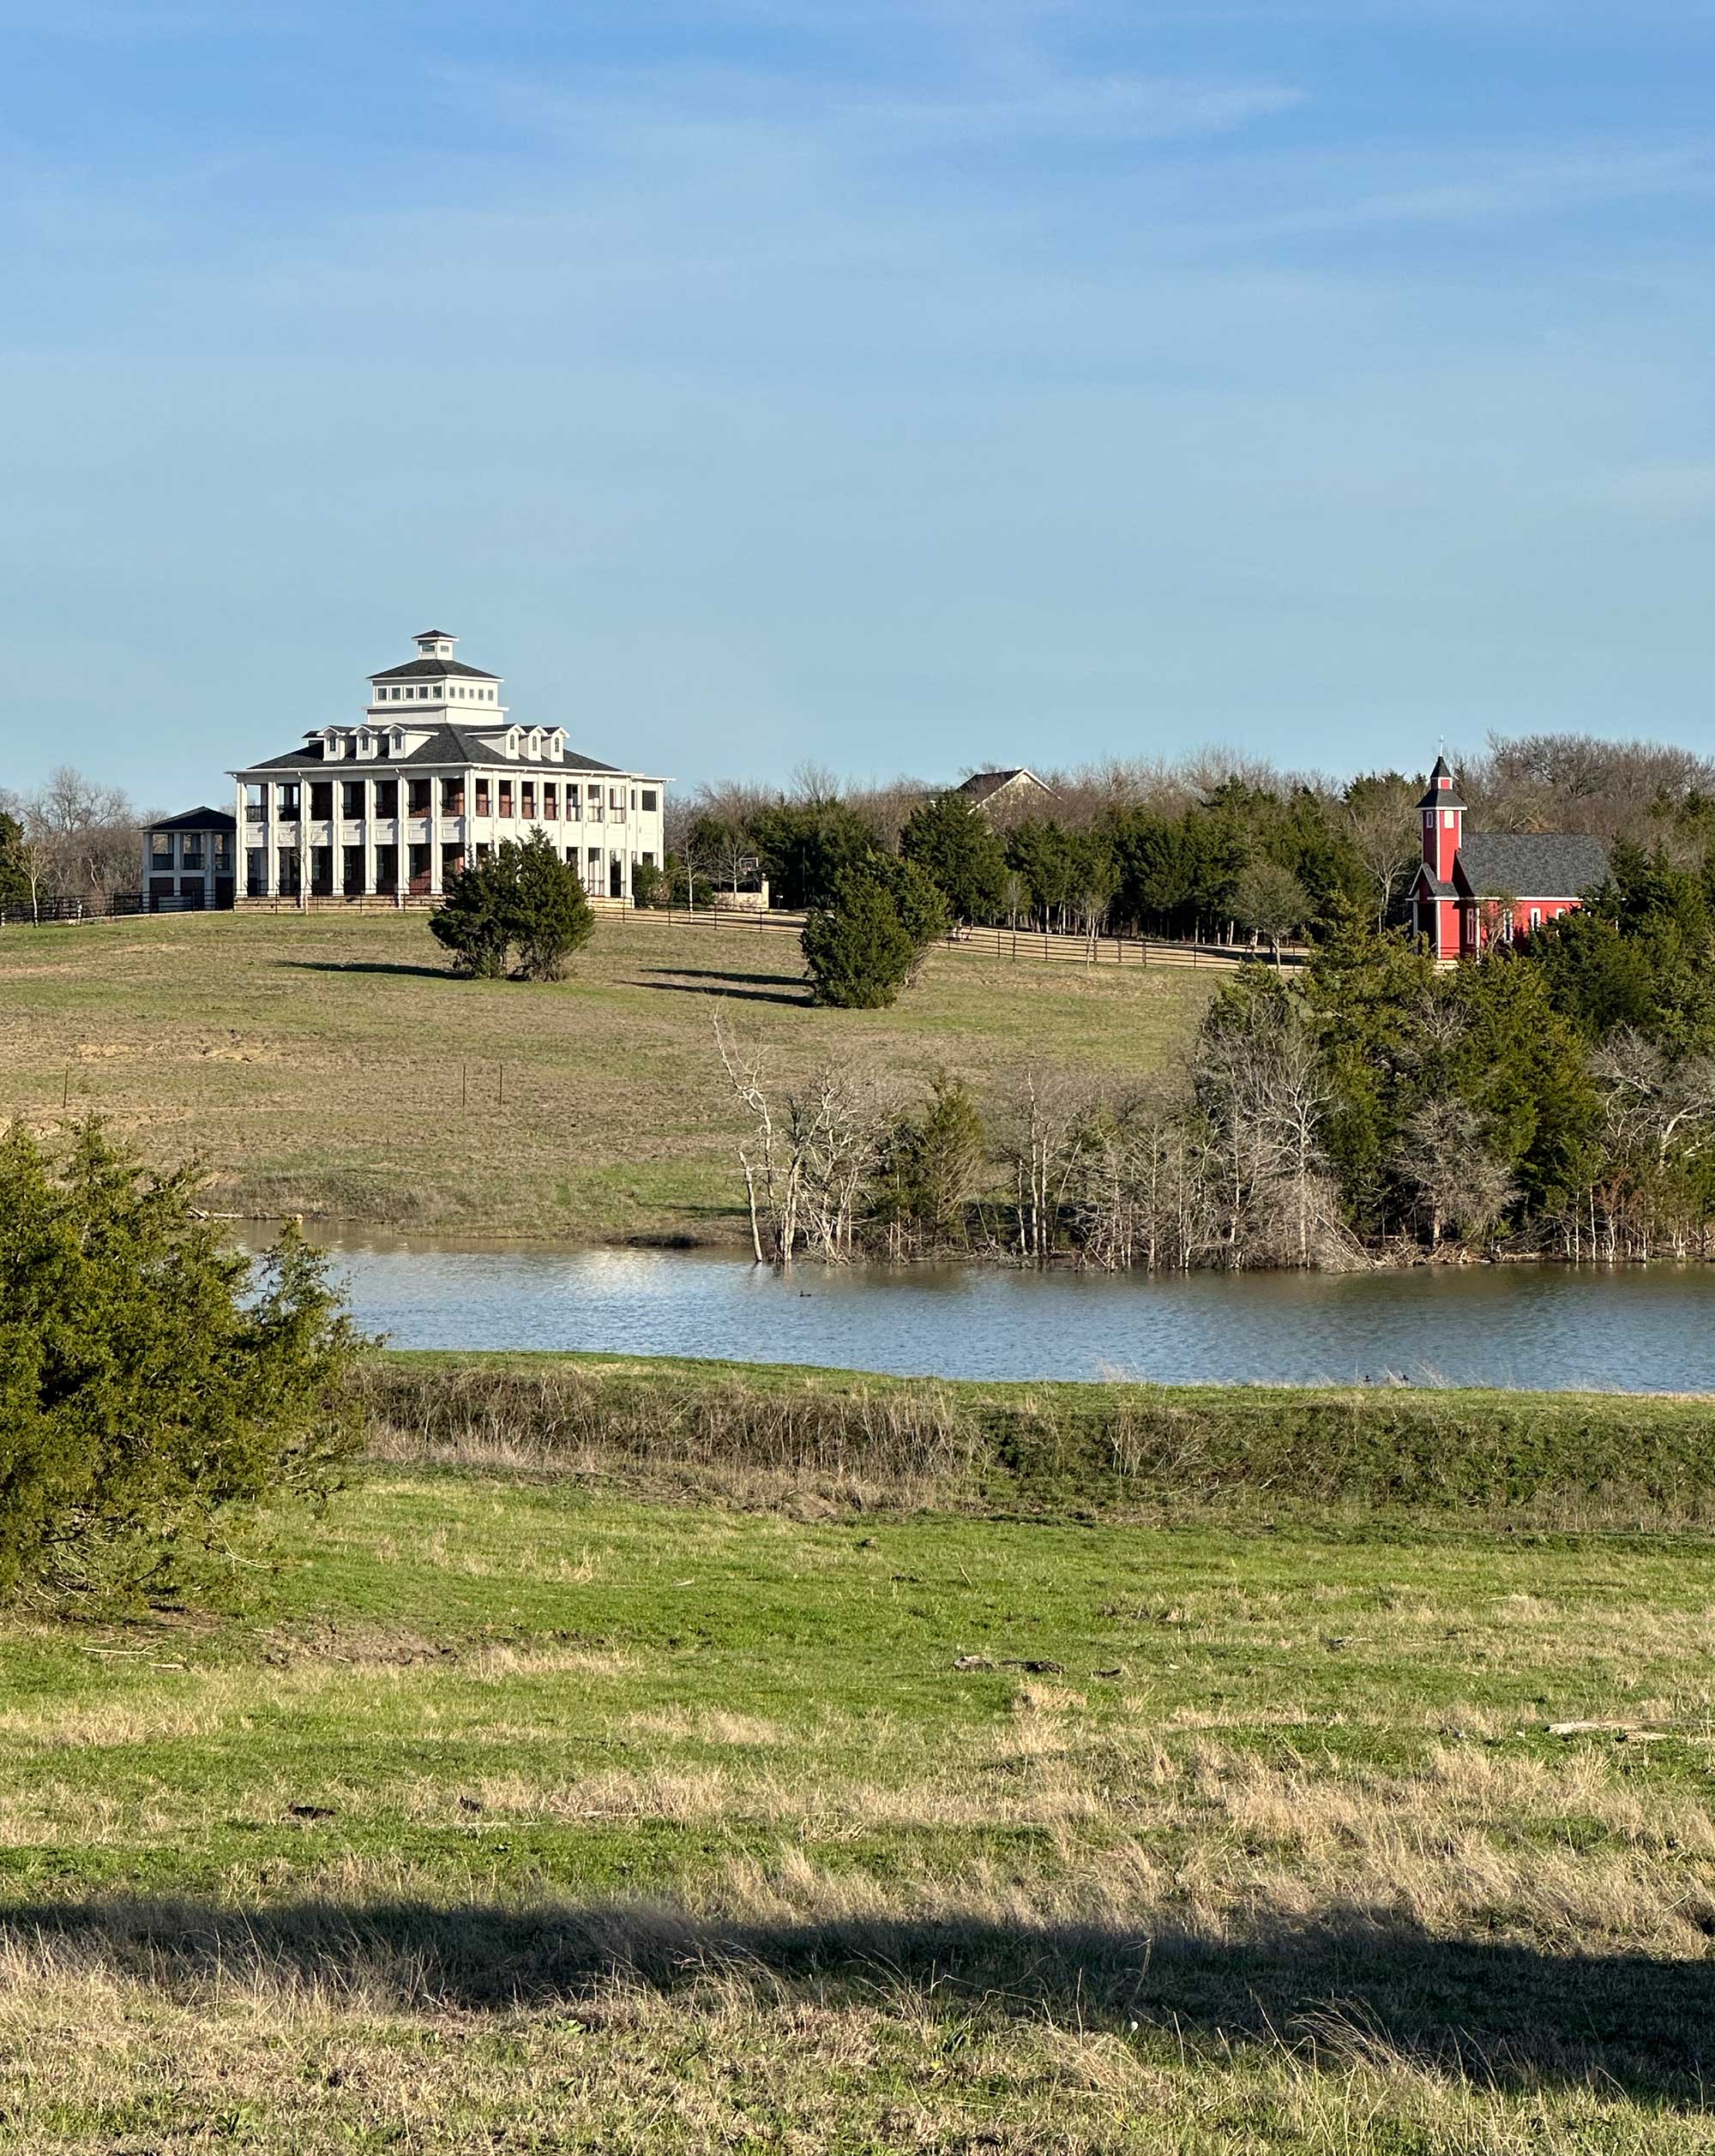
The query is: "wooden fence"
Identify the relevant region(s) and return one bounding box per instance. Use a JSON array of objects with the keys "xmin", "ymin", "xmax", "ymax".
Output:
[
  {"xmin": 635, "ymin": 904, "xmax": 1303, "ymax": 970},
  {"xmin": 3, "ymin": 888, "xmax": 1303, "ymax": 970}
]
